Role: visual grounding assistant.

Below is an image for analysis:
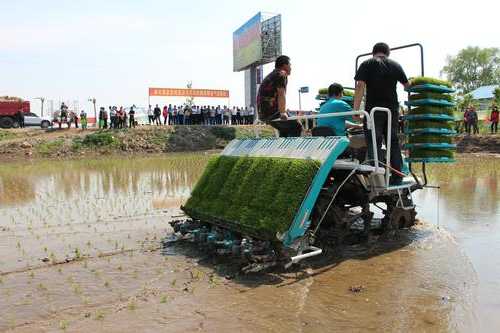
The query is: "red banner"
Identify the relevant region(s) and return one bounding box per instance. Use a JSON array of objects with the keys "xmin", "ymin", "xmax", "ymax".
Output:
[{"xmin": 149, "ymin": 88, "xmax": 229, "ymax": 98}]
